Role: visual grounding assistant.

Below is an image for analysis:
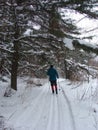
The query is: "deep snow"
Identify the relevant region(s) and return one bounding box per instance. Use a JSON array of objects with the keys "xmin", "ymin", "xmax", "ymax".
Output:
[{"xmin": 0, "ymin": 77, "xmax": 98, "ymax": 130}]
